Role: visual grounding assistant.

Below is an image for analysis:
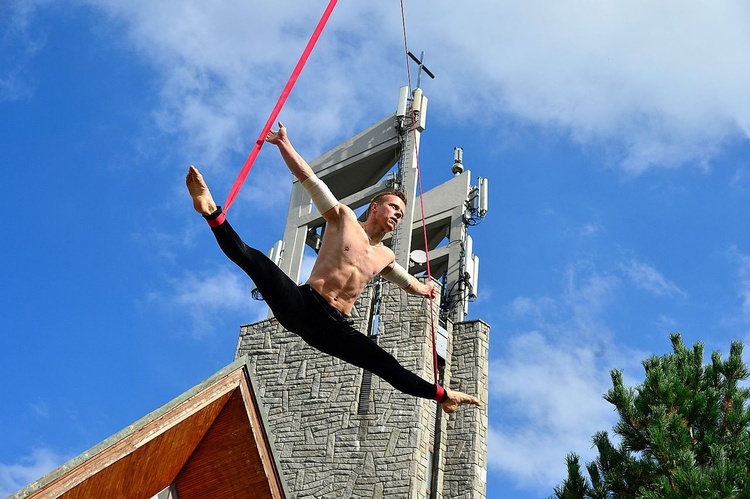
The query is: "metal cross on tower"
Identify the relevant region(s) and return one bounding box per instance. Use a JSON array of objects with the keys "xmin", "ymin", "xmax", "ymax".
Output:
[{"xmin": 407, "ymin": 50, "xmax": 435, "ymax": 89}]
